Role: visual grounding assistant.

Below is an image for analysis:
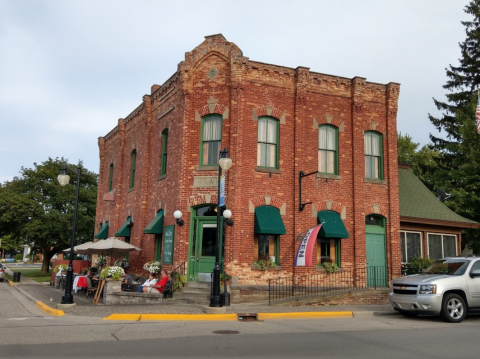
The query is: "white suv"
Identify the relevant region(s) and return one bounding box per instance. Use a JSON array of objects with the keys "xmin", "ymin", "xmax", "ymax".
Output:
[{"xmin": 390, "ymin": 257, "xmax": 480, "ymax": 323}]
